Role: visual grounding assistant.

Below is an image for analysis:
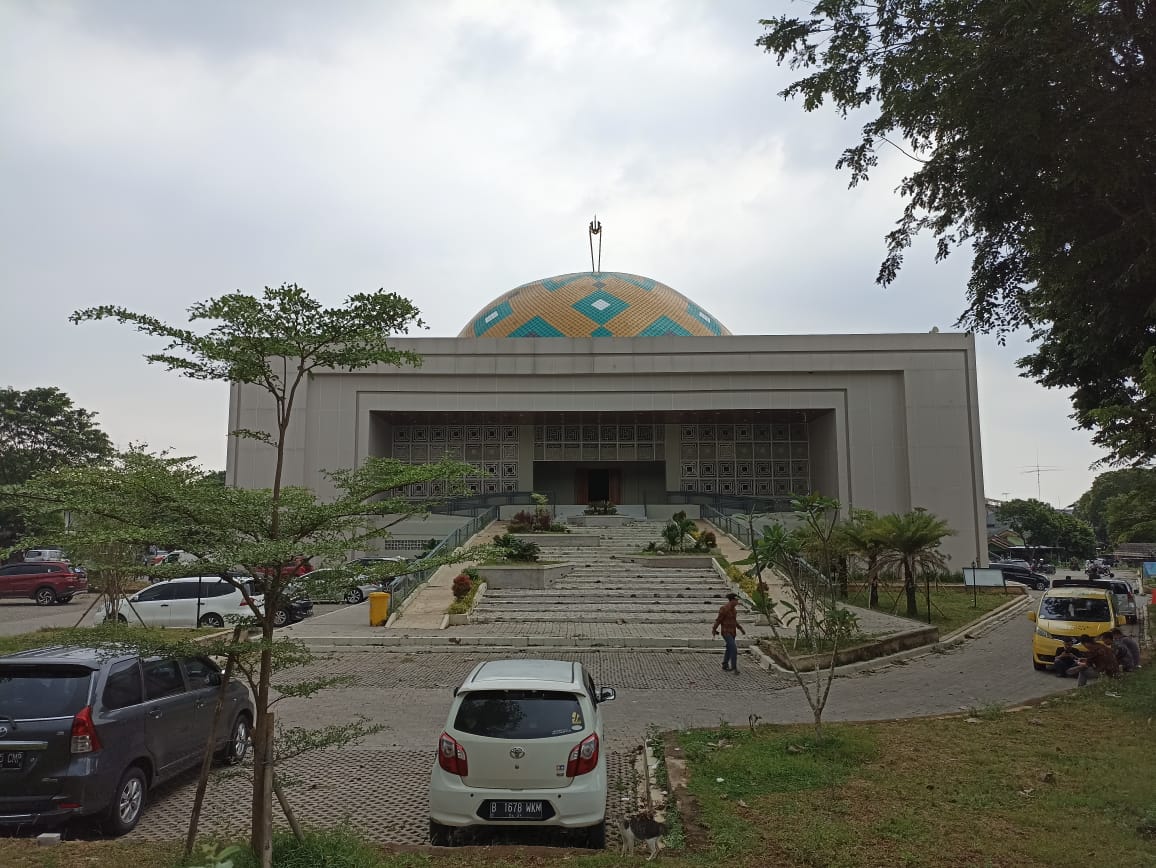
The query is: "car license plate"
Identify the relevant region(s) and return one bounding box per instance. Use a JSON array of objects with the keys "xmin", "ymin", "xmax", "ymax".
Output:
[
  {"xmin": 487, "ymin": 800, "xmax": 544, "ymax": 820},
  {"xmin": 1, "ymin": 751, "xmax": 24, "ymax": 770}
]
